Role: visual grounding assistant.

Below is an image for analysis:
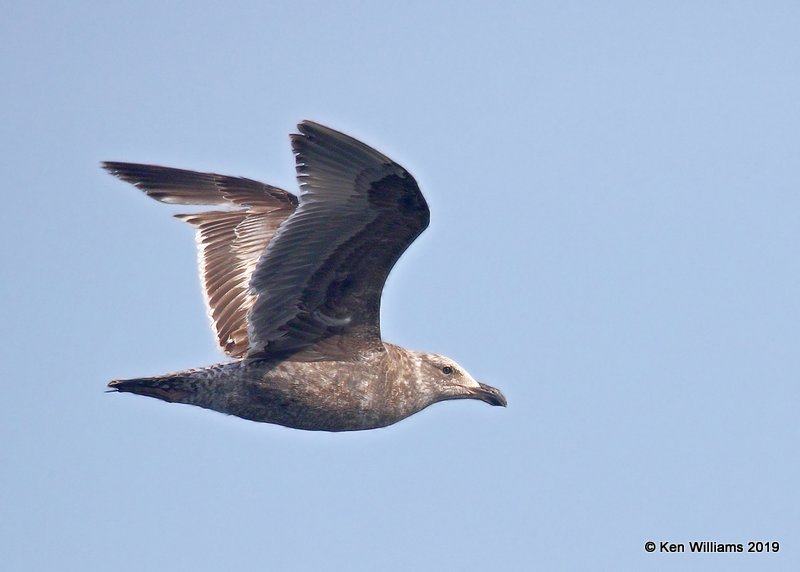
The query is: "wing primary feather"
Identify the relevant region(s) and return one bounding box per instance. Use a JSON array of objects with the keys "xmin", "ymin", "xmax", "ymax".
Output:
[{"xmin": 104, "ymin": 161, "xmax": 297, "ymax": 356}]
